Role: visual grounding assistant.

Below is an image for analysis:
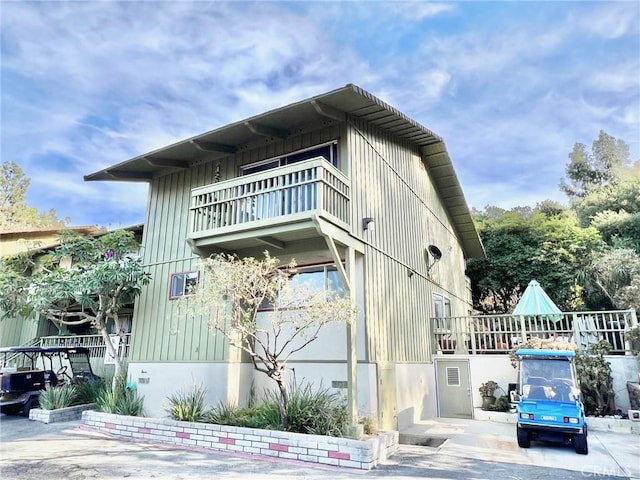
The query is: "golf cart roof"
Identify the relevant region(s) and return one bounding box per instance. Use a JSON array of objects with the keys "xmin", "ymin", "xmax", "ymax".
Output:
[
  {"xmin": 515, "ymin": 349, "xmax": 575, "ymax": 358},
  {"xmin": 0, "ymin": 346, "xmax": 91, "ymax": 355}
]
